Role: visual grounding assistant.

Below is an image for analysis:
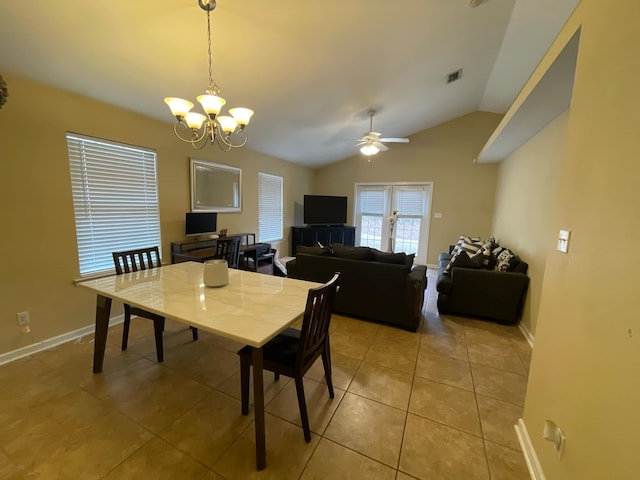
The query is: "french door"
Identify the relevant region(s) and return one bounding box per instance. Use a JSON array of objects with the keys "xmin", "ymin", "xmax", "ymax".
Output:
[{"xmin": 354, "ymin": 183, "xmax": 432, "ymax": 265}]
